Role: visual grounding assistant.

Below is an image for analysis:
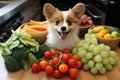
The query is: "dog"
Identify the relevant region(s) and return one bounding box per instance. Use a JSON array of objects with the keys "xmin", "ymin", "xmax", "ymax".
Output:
[{"xmin": 43, "ymin": 3, "xmax": 85, "ymax": 50}]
